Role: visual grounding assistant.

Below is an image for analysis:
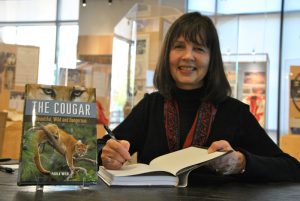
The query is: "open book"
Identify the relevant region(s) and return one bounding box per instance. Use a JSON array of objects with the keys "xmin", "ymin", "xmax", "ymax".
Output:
[{"xmin": 98, "ymin": 146, "xmax": 231, "ymax": 187}]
